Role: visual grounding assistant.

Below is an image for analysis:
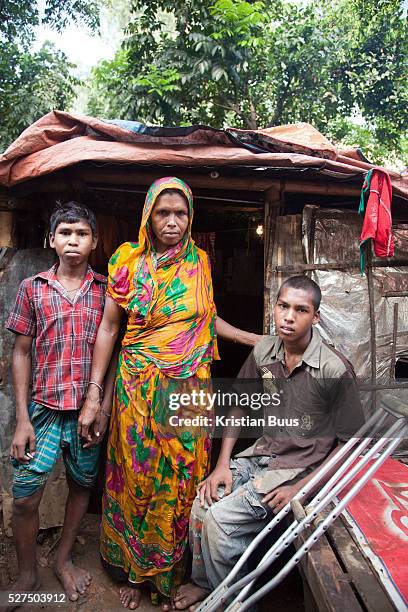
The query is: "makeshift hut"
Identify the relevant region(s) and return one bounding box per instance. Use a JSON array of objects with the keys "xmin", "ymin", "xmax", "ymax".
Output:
[{"xmin": 0, "ymin": 111, "xmax": 407, "ymax": 608}]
